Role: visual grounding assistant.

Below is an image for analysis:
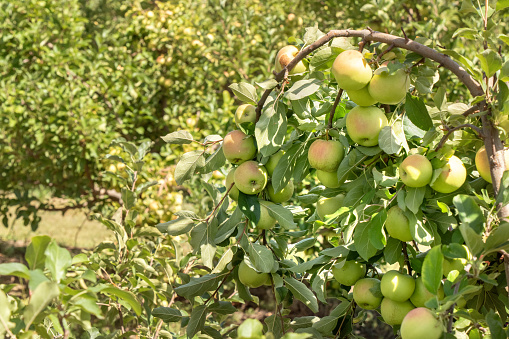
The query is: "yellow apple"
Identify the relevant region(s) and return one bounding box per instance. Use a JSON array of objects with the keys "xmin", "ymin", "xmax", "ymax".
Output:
[
  {"xmin": 399, "ymin": 154, "xmax": 433, "ymax": 187},
  {"xmin": 368, "ymin": 65, "xmax": 410, "ymax": 105},
  {"xmin": 346, "ymin": 106, "xmax": 388, "ymax": 146},
  {"xmin": 385, "ymin": 206, "xmax": 413, "ymax": 242},
  {"xmin": 380, "ymin": 298, "xmax": 415, "ymax": 326},
  {"xmin": 274, "ymin": 45, "xmax": 307, "ymax": 75},
  {"xmin": 475, "ymin": 146, "xmax": 509, "ymax": 184},
  {"xmin": 316, "ymin": 195, "xmax": 344, "ymax": 220},
  {"xmin": 225, "ymin": 168, "xmax": 240, "ymax": 201},
  {"xmin": 380, "ymin": 270, "xmax": 415, "ymax": 302},
  {"xmin": 308, "ymin": 139, "xmax": 344, "ymax": 172},
  {"xmin": 353, "ymin": 278, "xmax": 383, "ymax": 310},
  {"xmin": 400, "ymin": 307, "xmax": 444, "ymax": 339},
  {"xmin": 430, "ymin": 155, "xmax": 467, "ymax": 193},
  {"xmin": 346, "ymin": 85, "xmax": 378, "ymax": 106},
  {"xmin": 222, "ymin": 130, "xmax": 257, "ymax": 165},
  {"xmin": 234, "ymin": 161, "xmax": 268, "ymax": 195},
  {"xmin": 331, "ymin": 50, "xmax": 373, "ymax": 91}
]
